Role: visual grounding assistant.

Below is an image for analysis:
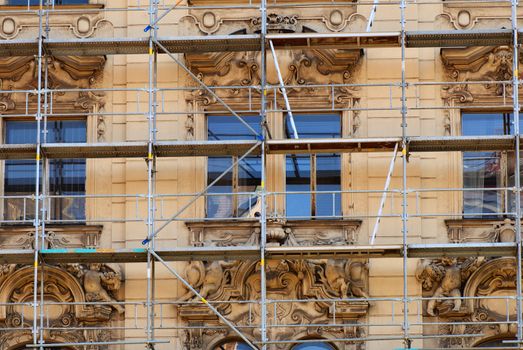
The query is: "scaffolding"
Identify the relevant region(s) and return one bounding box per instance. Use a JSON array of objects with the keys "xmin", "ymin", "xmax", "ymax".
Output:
[{"xmin": 0, "ymin": 0, "xmax": 522, "ymax": 349}]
